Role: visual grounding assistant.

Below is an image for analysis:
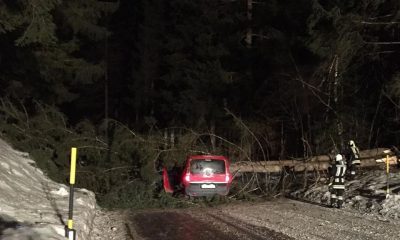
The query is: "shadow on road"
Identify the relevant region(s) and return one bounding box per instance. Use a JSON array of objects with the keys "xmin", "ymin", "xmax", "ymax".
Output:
[
  {"xmin": 0, "ymin": 215, "xmax": 21, "ymax": 236},
  {"xmin": 285, "ymin": 195, "xmax": 334, "ymax": 208}
]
